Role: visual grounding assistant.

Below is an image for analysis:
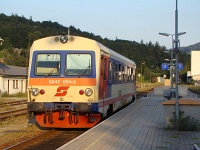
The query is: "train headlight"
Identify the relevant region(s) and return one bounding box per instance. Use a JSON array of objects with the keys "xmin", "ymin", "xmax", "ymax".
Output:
[
  {"xmin": 60, "ymin": 34, "xmax": 68, "ymax": 43},
  {"xmin": 31, "ymin": 88, "xmax": 39, "ymax": 96},
  {"xmin": 85, "ymin": 88, "xmax": 93, "ymax": 96}
]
